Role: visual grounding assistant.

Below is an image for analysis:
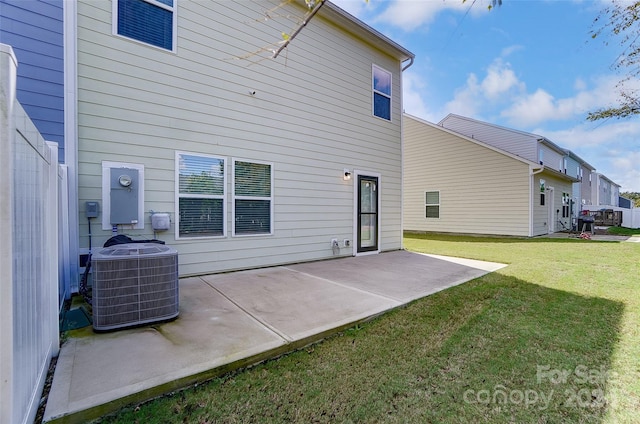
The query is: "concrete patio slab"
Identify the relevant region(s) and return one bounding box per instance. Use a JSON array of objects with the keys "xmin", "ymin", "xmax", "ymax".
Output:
[
  {"xmin": 286, "ymin": 250, "xmax": 504, "ymax": 303},
  {"xmin": 43, "ymin": 250, "xmax": 506, "ymax": 424},
  {"xmin": 202, "ymin": 267, "xmax": 400, "ymax": 342},
  {"xmin": 44, "ymin": 277, "xmax": 287, "ymax": 423}
]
